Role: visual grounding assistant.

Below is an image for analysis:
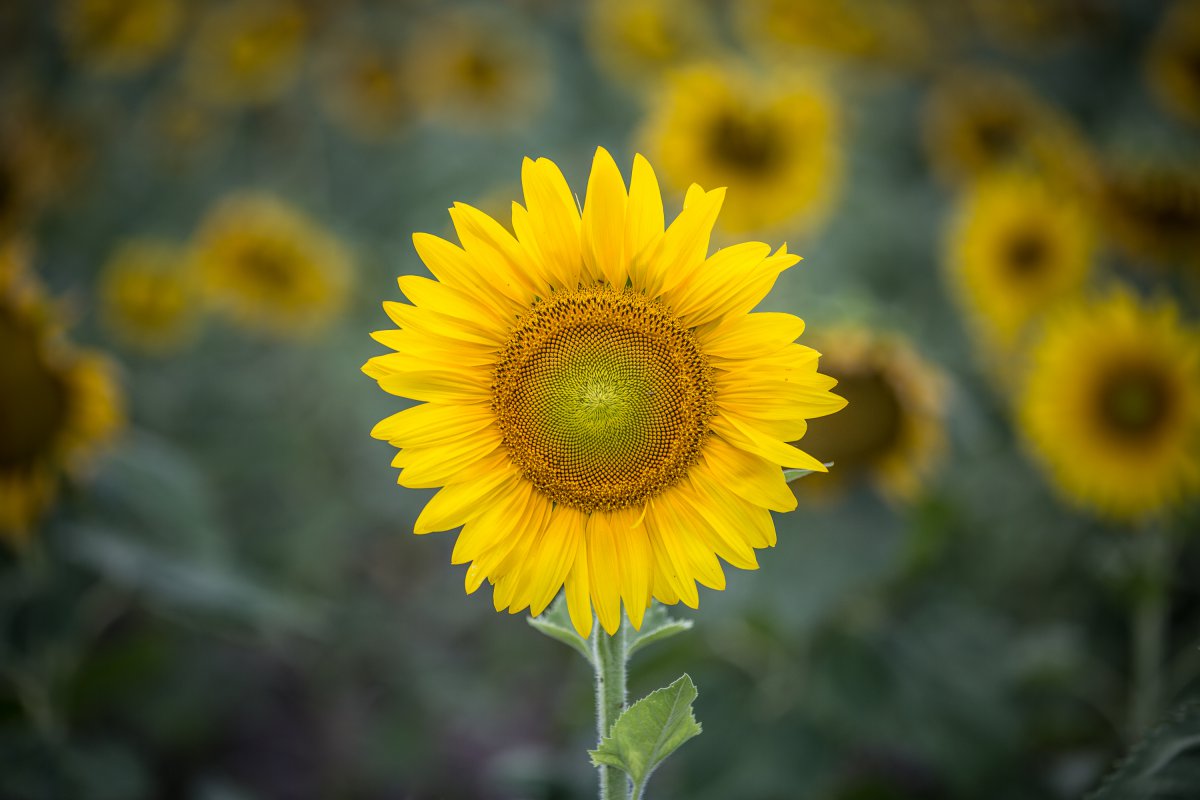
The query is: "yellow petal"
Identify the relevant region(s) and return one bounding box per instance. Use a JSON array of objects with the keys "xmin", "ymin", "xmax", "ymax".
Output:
[
  {"xmin": 712, "ymin": 414, "xmax": 828, "ymax": 471},
  {"xmin": 587, "ymin": 512, "xmax": 624, "ymax": 635},
  {"xmin": 564, "ymin": 533, "xmax": 594, "ymax": 638},
  {"xmin": 626, "ymin": 154, "xmax": 665, "ymax": 291},
  {"xmin": 701, "ymin": 436, "xmax": 797, "ymax": 512},
  {"xmin": 520, "ymin": 157, "xmax": 582, "ymax": 290},
  {"xmin": 581, "ymin": 147, "xmax": 629, "ymax": 288}
]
